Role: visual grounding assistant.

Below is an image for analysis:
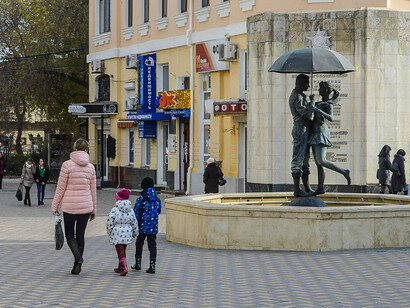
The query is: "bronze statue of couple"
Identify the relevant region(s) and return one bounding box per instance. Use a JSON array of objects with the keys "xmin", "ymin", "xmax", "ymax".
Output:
[{"xmin": 289, "ymin": 74, "xmax": 351, "ymax": 197}]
